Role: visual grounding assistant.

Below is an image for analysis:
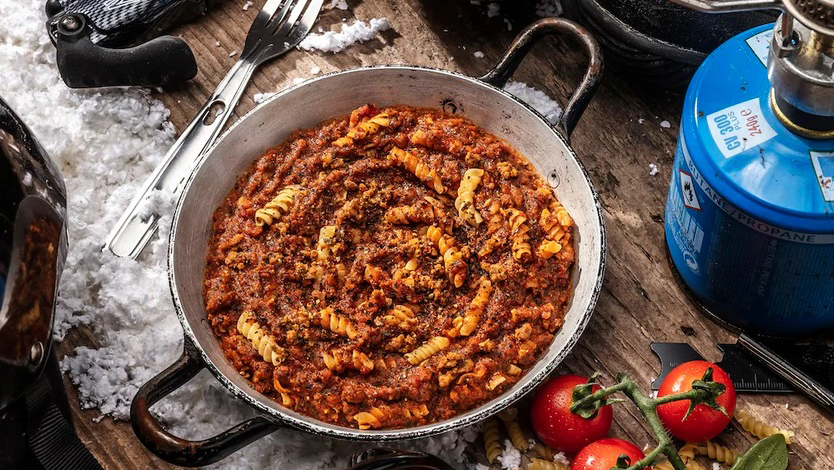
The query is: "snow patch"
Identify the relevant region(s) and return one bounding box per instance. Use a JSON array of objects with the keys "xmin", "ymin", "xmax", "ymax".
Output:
[
  {"xmin": 503, "ymin": 80, "xmax": 563, "ymax": 124},
  {"xmin": 299, "ymin": 18, "xmax": 391, "ymax": 53}
]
